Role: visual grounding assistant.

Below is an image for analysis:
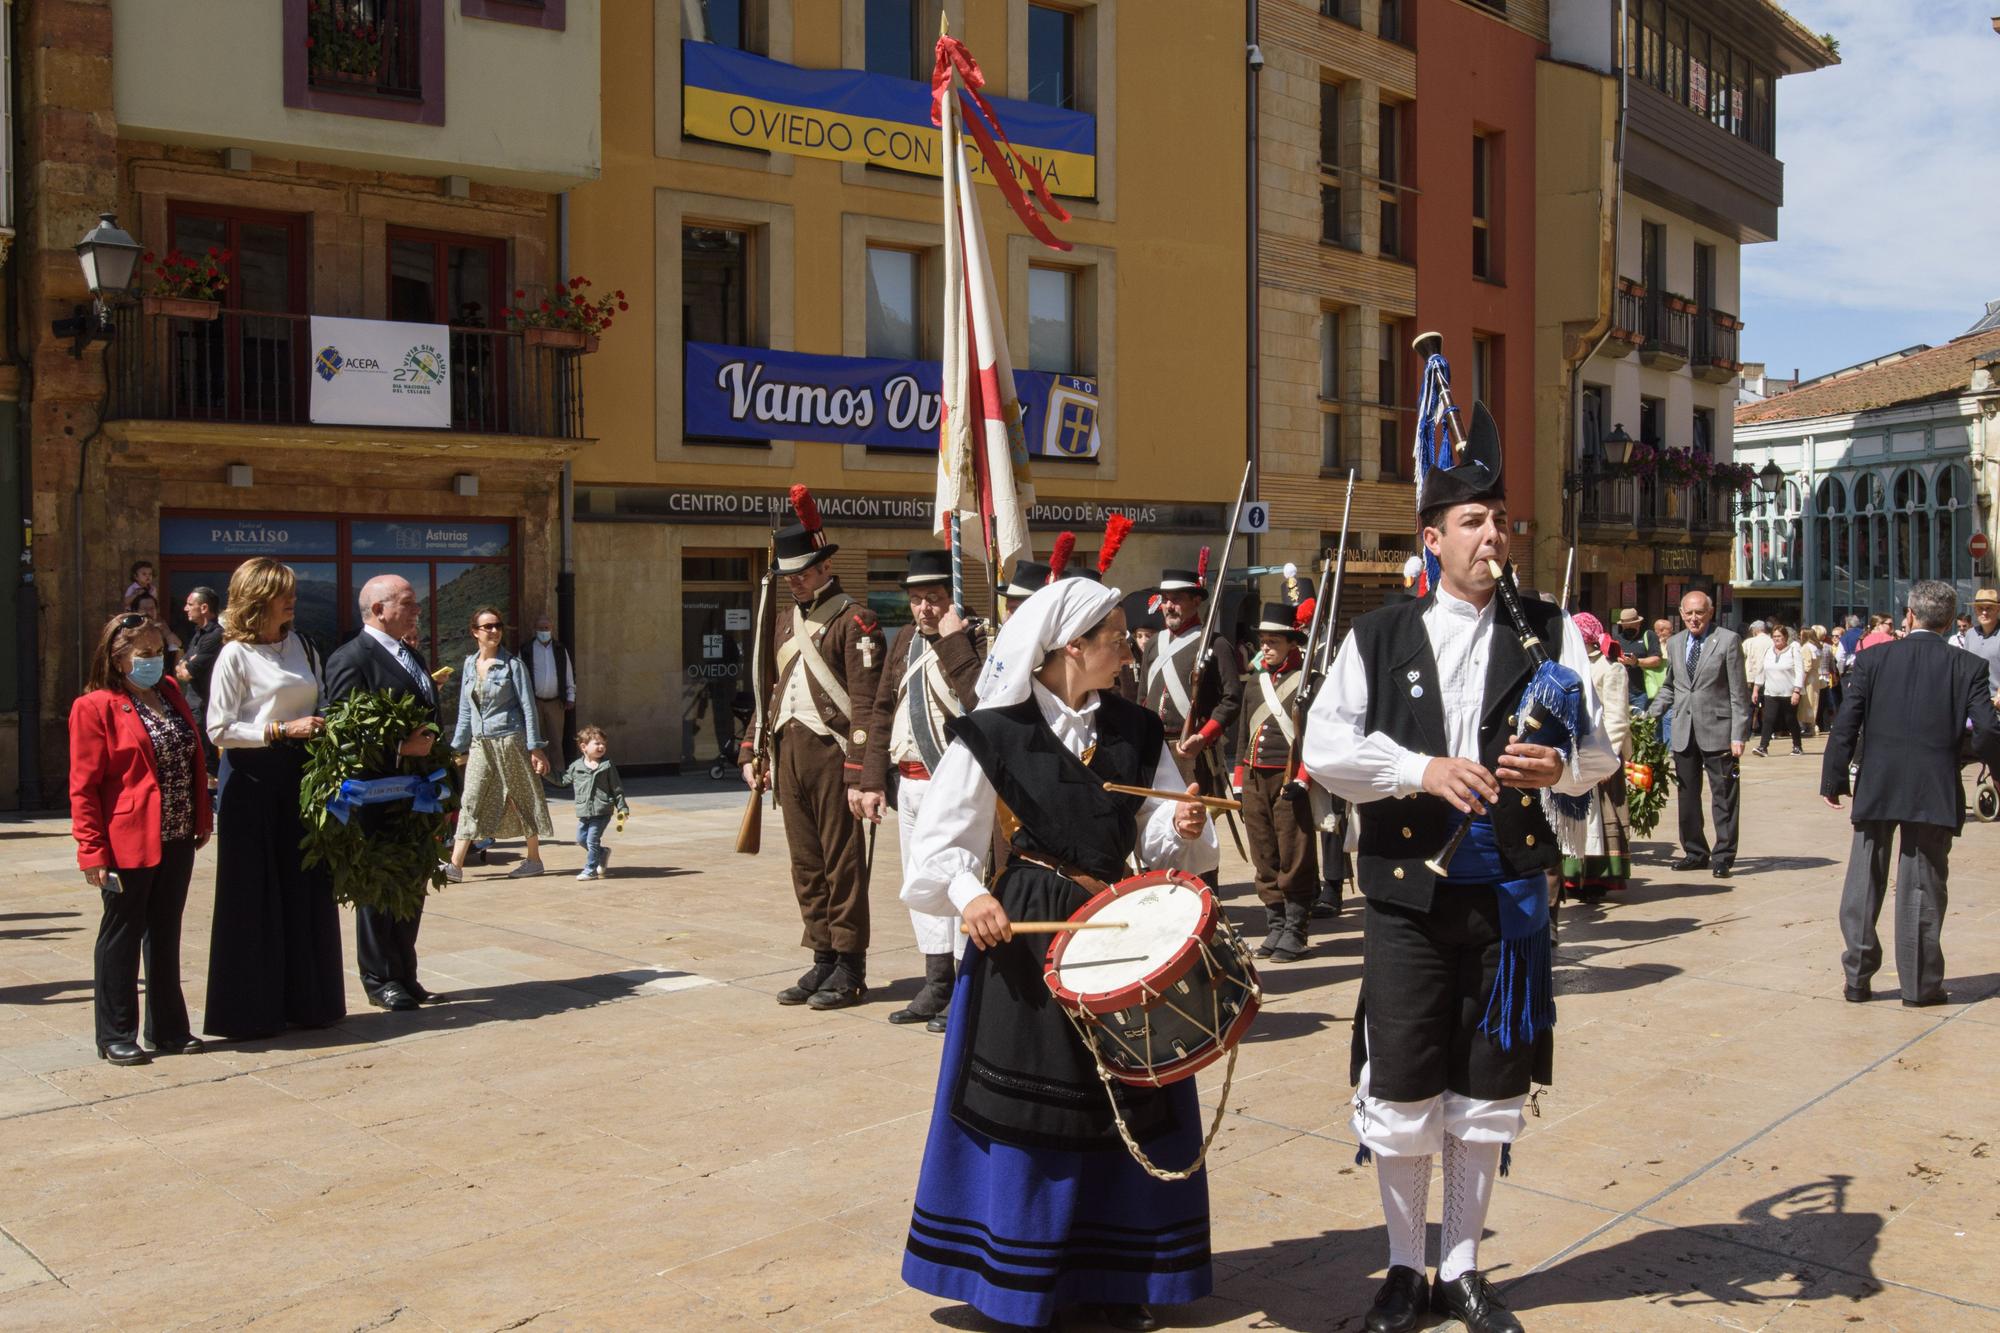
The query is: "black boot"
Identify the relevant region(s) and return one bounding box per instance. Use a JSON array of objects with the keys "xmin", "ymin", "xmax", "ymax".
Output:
[
  {"xmin": 1253, "ymin": 904, "xmax": 1285, "ymax": 959},
  {"xmin": 807, "ymin": 953, "xmax": 868, "ymax": 1010},
  {"xmin": 777, "ymin": 950, "xmax": 837, "ymax": 1005},
  {"xmin": 1270, "ymin": 900, "xmax": 1311, "ymax": 963},
  {"xmin": 889, "ymin": 953, "xmax": 954, "ymax": 1024},
  {"xmin": 1310, "ymin": 878, "xmax": 1343, "ymax": 919}
]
